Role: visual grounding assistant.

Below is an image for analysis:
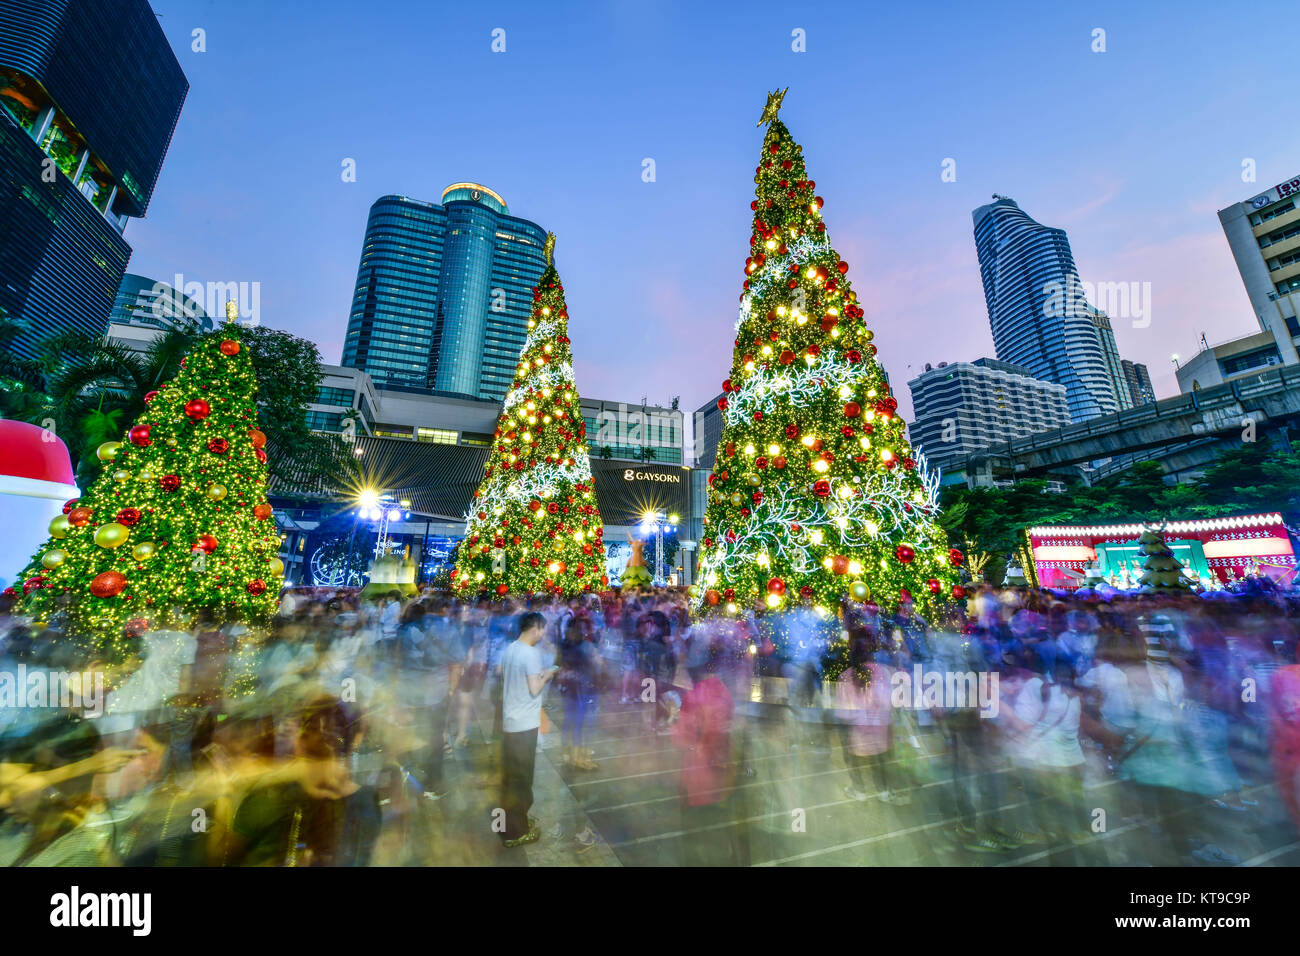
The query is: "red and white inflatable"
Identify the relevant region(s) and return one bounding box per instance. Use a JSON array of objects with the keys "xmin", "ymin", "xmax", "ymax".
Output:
[{"xmin": 0, "ymin": 420, "xmax": 80, "ymax": 588}]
